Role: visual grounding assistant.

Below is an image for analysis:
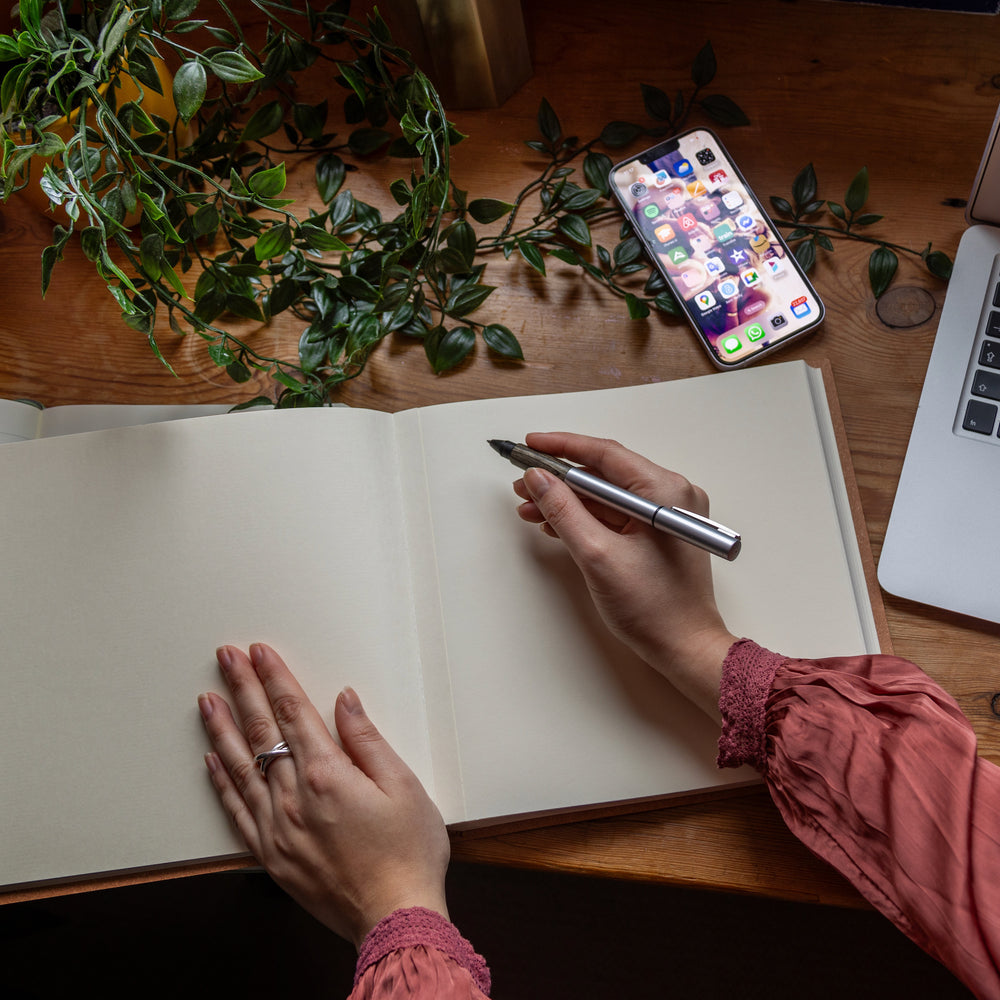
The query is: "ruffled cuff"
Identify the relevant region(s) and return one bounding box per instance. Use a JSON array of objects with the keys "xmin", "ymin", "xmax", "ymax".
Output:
[
  {"xmin": 716, "ymin": 638, "xmax": 786, "ymax": 773},
  {"xmin": 354, "ymin": 906, "xmax": 491, "ymax": 995}
]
